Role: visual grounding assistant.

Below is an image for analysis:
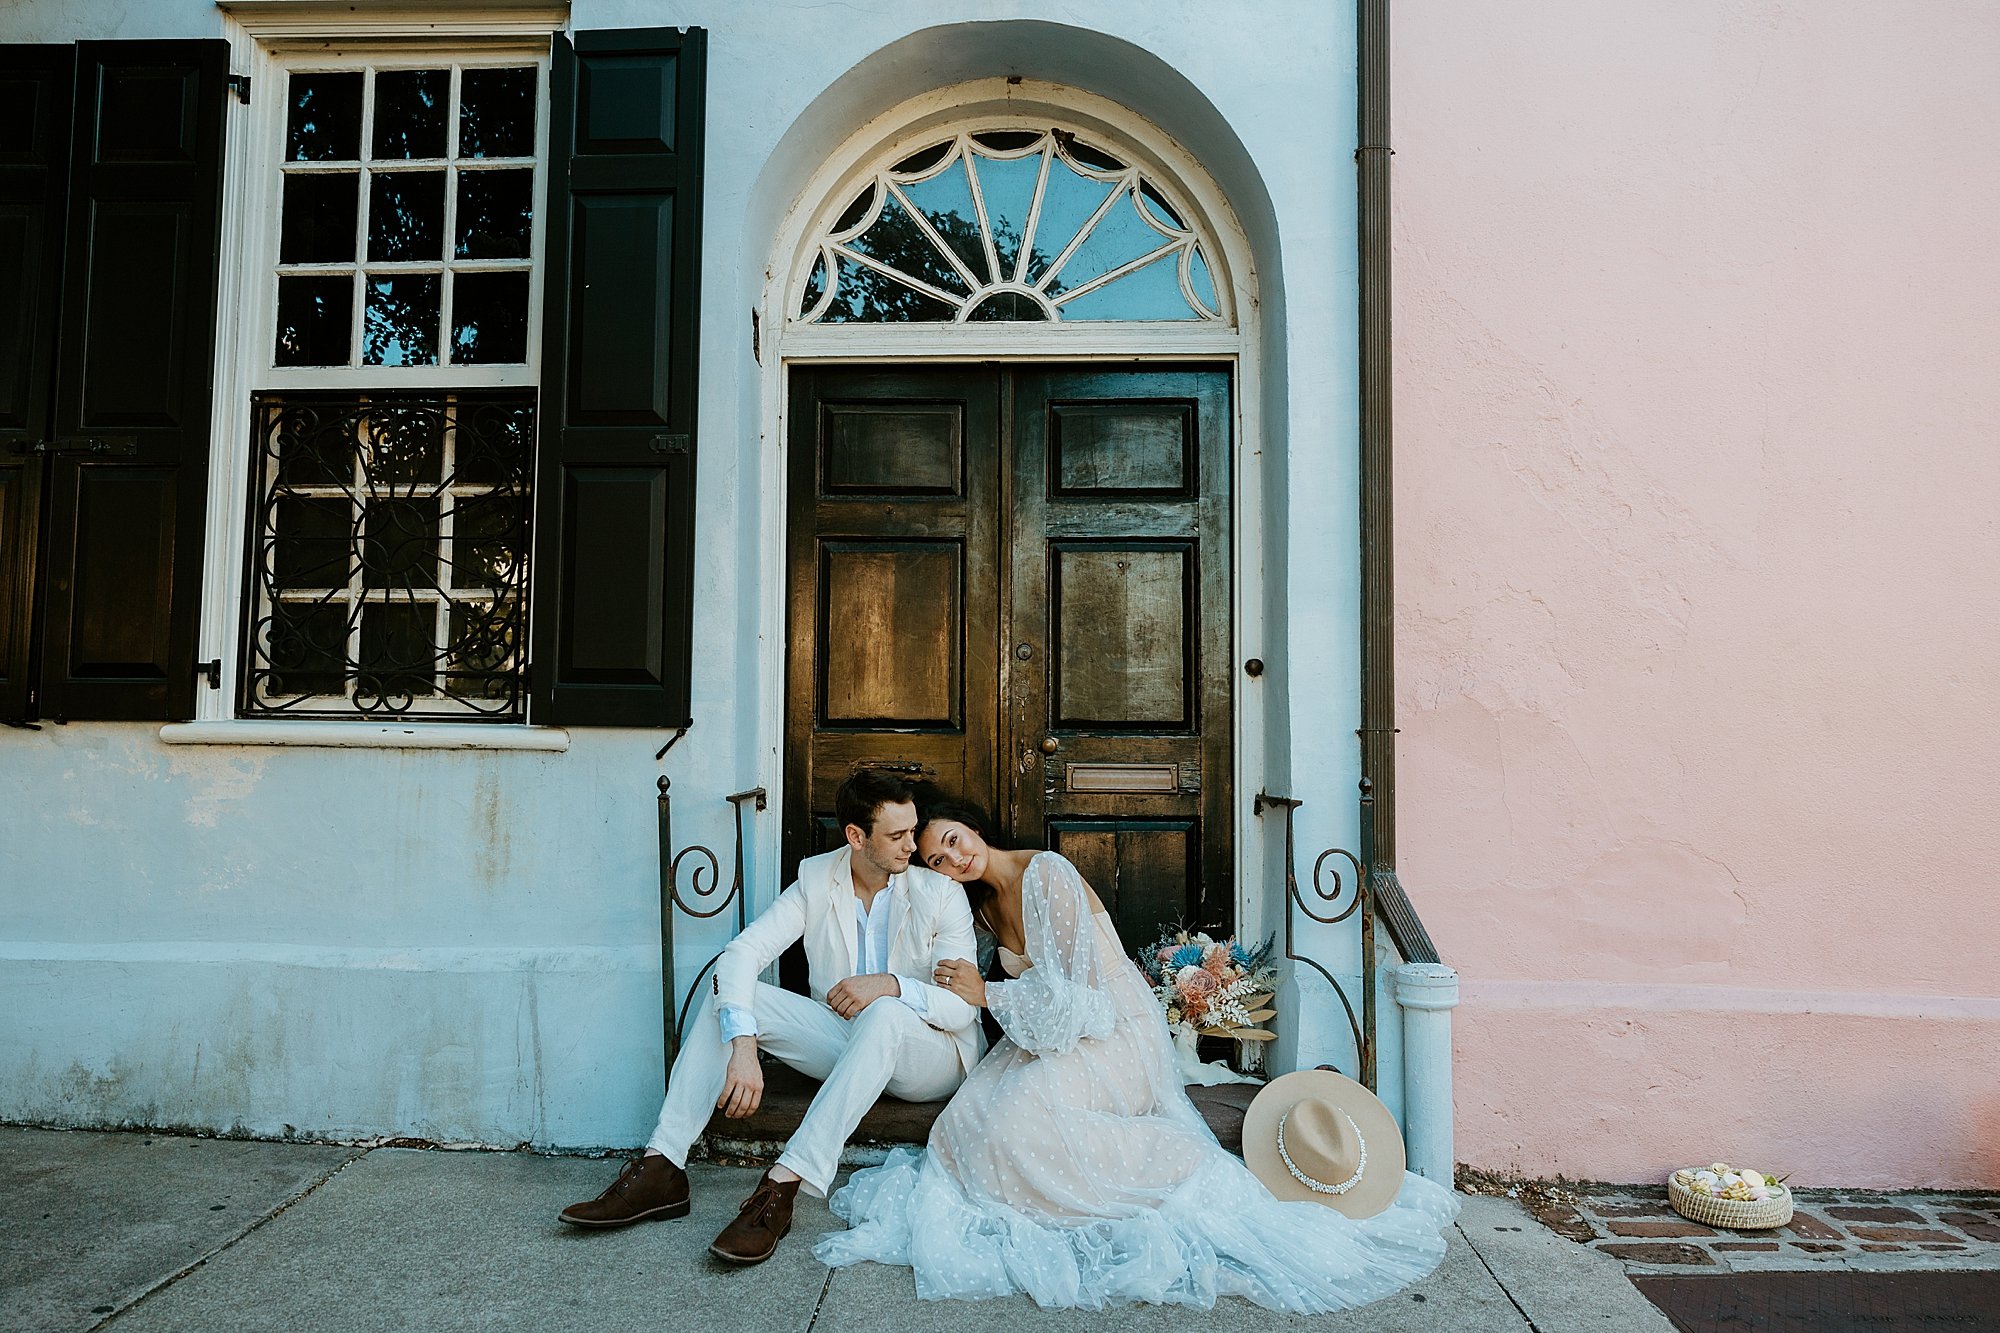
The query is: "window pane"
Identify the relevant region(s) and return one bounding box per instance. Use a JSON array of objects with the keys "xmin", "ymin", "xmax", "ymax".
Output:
[
  {"xmin": 363, "ymin": 401, "xmax": 445, "ymax": 483},
  {"xmin": 361, "ymin": 497, "xmax": 440, "ymax": 589},
  {"xmin": 274, "ymin": 401, "xmax": 355, "ymax": 485},
  {"xmin": 1045, "ymin": 193, "xmax": 1173, "ymax": 298},
  {"xmin": 965, "ymin": 290, "xmax": 1048, "ymax": 321},
  {"xmin": 447, "ymin": 491, "xmax": 525, "ymax": 592},
  {"xmin": 821, "ymin": 253, "xmax": 957, "ymax": 323},
  {"xmin": 446, "ymin": 601, "xmax": 522, "ymax": 699},
  {"xmin": 454, "ymin": 169, "xmax": 533, "ymax": 258},
  {"xmin": 1187, "ymin": 245, "xmax": 1218, "ymax": 315},
  {"xmin": 454, "ymin": 399, "xmax": 533, "ymax": 486},
  {"xmin": 898, "ymin": 158, "xmax": 990, "ymax": 285},
  {"xmin": 968, "ymin": 150, "xmax": 1042, "ymax": 280},
  {"xmin": 287, "ymin": 72, "xmax": 361, "ymax": 161},
  {"xmin": 845, "ymin": 194, "xmax": 968, "ymax": 298},
  {"xmin": 1024, "ymin": 164, "xmax": 1114, "ymax": 286},
  {"xmin": 272, "ymin": 494, "xmax": 353, "ymax": 589},
  {"xmin": 274, "ymin": 275, "xmax": 353, "ymax": 366},
  {"xmin": 450, "ymin": 271, "xmax": 530, "ymax": 365},
  {"xmin": 362, "ymin": 274, "xmax": 440, "ymax": 365},
  {"xmin": 372, "ymin": 69, "xmax": 448, "ymax": 159},
  {"xmin": 459, "ymin": 67, "xmax": 537, "ymax": 158},
  {"xmin": 1056, "ymin": 251, "xmax": 1199, "ymax": 321},
  {"xmin": 264, "ymin": 601, "xmax": 348, "ymax": 698},
  {"xmin": 279, "ymin": 171, "xmax": 359, "ymax": 264},
  {"xmin": 358, "ymin": 602, "xmax": 439, "ymax": 701},
  {"xmin": 246, "ymin": 393, "xmax": 536, "ymax": 721},
  {"xmin": 367, "ymin": 170, "xmax": 445, "ymax": 262},
  {"xmin": 799, "ymin": 251, "xmax": 828, "ymax": 316}
]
